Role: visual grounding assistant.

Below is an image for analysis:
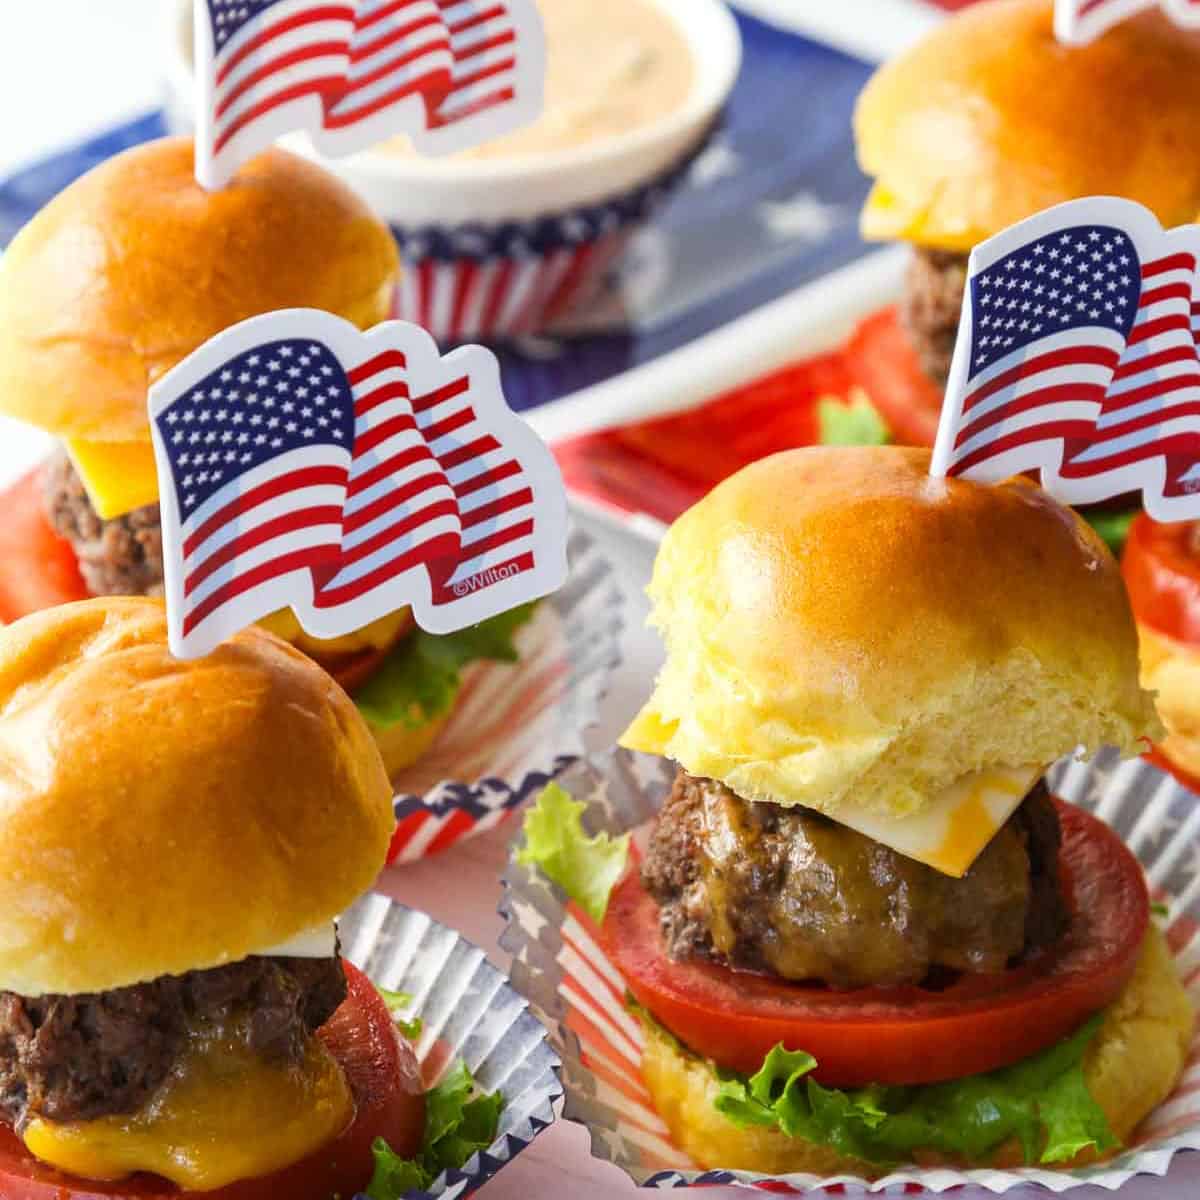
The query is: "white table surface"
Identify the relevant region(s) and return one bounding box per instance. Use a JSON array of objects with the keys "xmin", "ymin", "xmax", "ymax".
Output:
[{"xmin": 2, "ymin": 5, "xmax": 1198, "ymax": 1196}]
